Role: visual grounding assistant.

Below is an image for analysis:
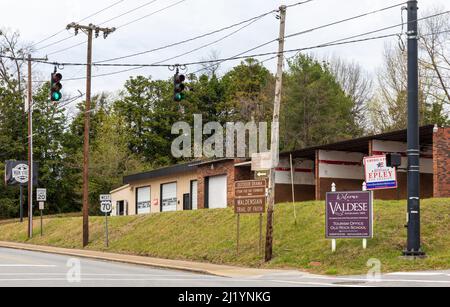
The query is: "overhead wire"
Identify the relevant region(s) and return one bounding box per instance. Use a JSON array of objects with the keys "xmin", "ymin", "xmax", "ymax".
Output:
[{"xmin": 31, "ymin": 0, "xmax": 126, "ymax": 49}]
